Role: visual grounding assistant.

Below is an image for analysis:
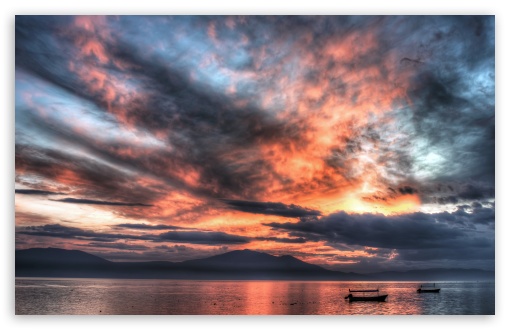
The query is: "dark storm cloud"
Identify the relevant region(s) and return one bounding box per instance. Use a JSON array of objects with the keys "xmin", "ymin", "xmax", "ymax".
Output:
[
  {"xmin": 54, "ymin": 198, "xmax": 152, "ymax": 207},
  {"xmin": 364, "ymin": 184, "xmax": 421, "ymax": 203},
  {"xmin": 396, "ymin": 17, "xmax": 494, "ymax": 189},
  {"xmin": 118, "ymin": 218, "xmax": 305, "ymax": 244},
  {"xmin": 15, "ymin": 16, "xmax": 494, "ymax": 206},
  {"xmin": 17, "ymin": 224, "xmax": 251, "ymax": 245},
  {"xmin": 156, "ymin": 231, "xmax": 249, "ymax": 245},
  {"xmin": 437, "ymin": 195, "xmax": 459, "ymax": 204},
  {"xmin": 15, "ymin": 144, "xmax": 163, "ymax": 214},
  {"xmin": 17, "ymin": 224, "xmax": 148, "ymax": 242},
  {"xmin": 398, "ymin": 186, "xmax": 417, "ymax": 195},
  {"xmin": 15, "ymin": 189, "xmax": 62, "ymax": 195},
  {"xmin": 385, "ymin": 20, "xmax": 494, "ymax": 205},
  {"xmin": 265, "ymin": 207, "xmax": 494, "ymax": 270},
  {"xmin": 458, "ymin": 184, "xmax": 495, "ymax": 200},
  {"xmin": 407, "ymin": 71, "xmax": 495, "ymax": 181},
  {"xmin": 222, "ymin": 199, "xmax": 321, "ymax": 219},
  {"xmin": 265, "ymin": 208, "xmax": 494, "ymax": 251},
  {"xmin": 257, "ymin": 236, "xmax": 307, "ymax": 244},
  {"xmin": 15, "ymin": 116, "xmax": 204, "ymax": 218},
  {"xmin": 421, "ymin": 182, "xmax": 495, "ymax": 205},
  {"xmin": 15, "ymin": 16, "xmax": 298, "ymax": 201},
  {"xmin": 15, "ymin": 16, "xmax": 87, "ymax": 100},
  {"xmin": 98, "ymin": 43, "xmax": 296, "ymax": 200},
  {"xmin": 78, "ymin": 242, "xmax": 150, "ymax": 251},
  {"xmin": 114, "ymin": 223, "xmax": 189, "ymax": 230},
  {"xmin": 464, "ymin": 204, "xmax": 495, "ymax": 227},
  {"xmin": 320, "ymin": 16, "xmax": 494, "ymax": 202},
  {"xmin": 401, "ymin": 17, "xmax": 493, "ymax": 192}
]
